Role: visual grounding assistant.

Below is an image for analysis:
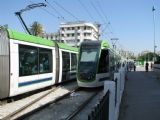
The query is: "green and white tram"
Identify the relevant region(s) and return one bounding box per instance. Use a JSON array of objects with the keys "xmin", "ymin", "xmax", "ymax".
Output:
[
  {"xmin": 77, "ymin": 41, "xmax": 121, "ymax": 87},
  {"xmin": 0, "ymin": 28, "xmax": 78, "ymax": 99}
]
